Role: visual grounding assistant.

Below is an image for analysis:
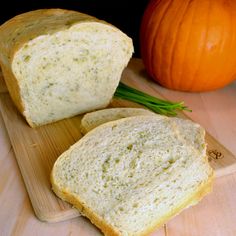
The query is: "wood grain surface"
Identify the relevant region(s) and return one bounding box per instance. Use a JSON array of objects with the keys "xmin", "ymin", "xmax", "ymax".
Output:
[{"xmin": 0, "ymin": 59, "xmax": 236, "ymax": 235}]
